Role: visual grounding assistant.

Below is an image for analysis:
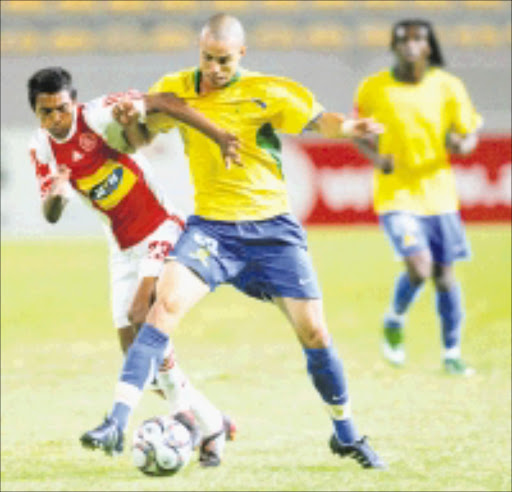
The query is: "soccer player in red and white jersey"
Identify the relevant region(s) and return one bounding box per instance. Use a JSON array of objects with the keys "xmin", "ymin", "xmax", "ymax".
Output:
[{"xmin": 27, "ymin": 67, "xmax": 237, "ymax": 465}]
